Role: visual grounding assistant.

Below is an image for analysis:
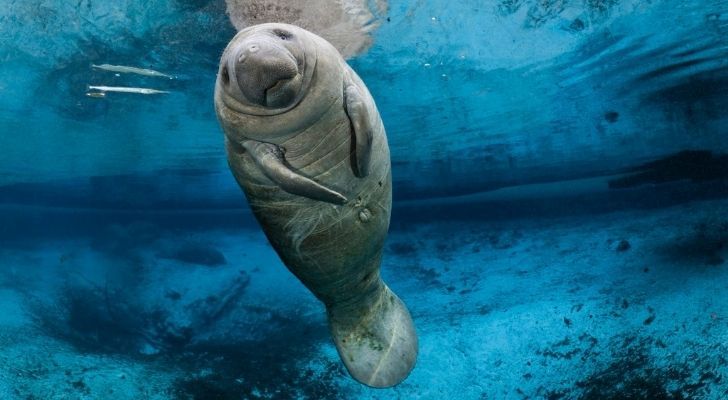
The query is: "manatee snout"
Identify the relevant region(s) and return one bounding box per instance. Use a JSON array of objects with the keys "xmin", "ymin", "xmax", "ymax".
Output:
[{"xmin": 225, "ymin": 36, "xmax": 302, "ymax": 108}]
